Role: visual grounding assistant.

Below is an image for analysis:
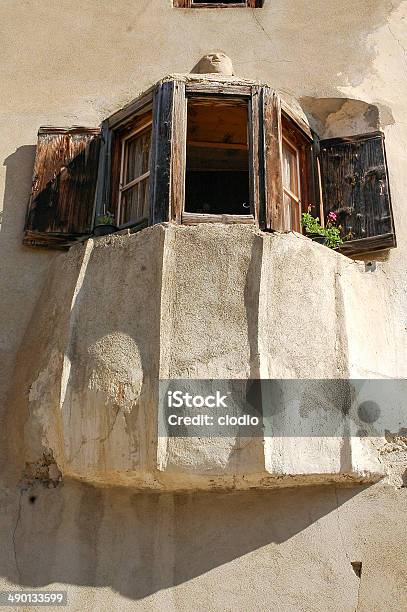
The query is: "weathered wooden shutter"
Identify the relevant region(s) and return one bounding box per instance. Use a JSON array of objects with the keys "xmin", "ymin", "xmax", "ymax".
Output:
[
  {"xmin": 24, "ymin": 127, "xmax": 101, "ymax": 248},
  {"xmin": 320, "ymin": 132, "xmax": 396, "ymax": 255},
  {"xmin": 256, "ymin": 87, "xmax": 283, "ymax": 231}
]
